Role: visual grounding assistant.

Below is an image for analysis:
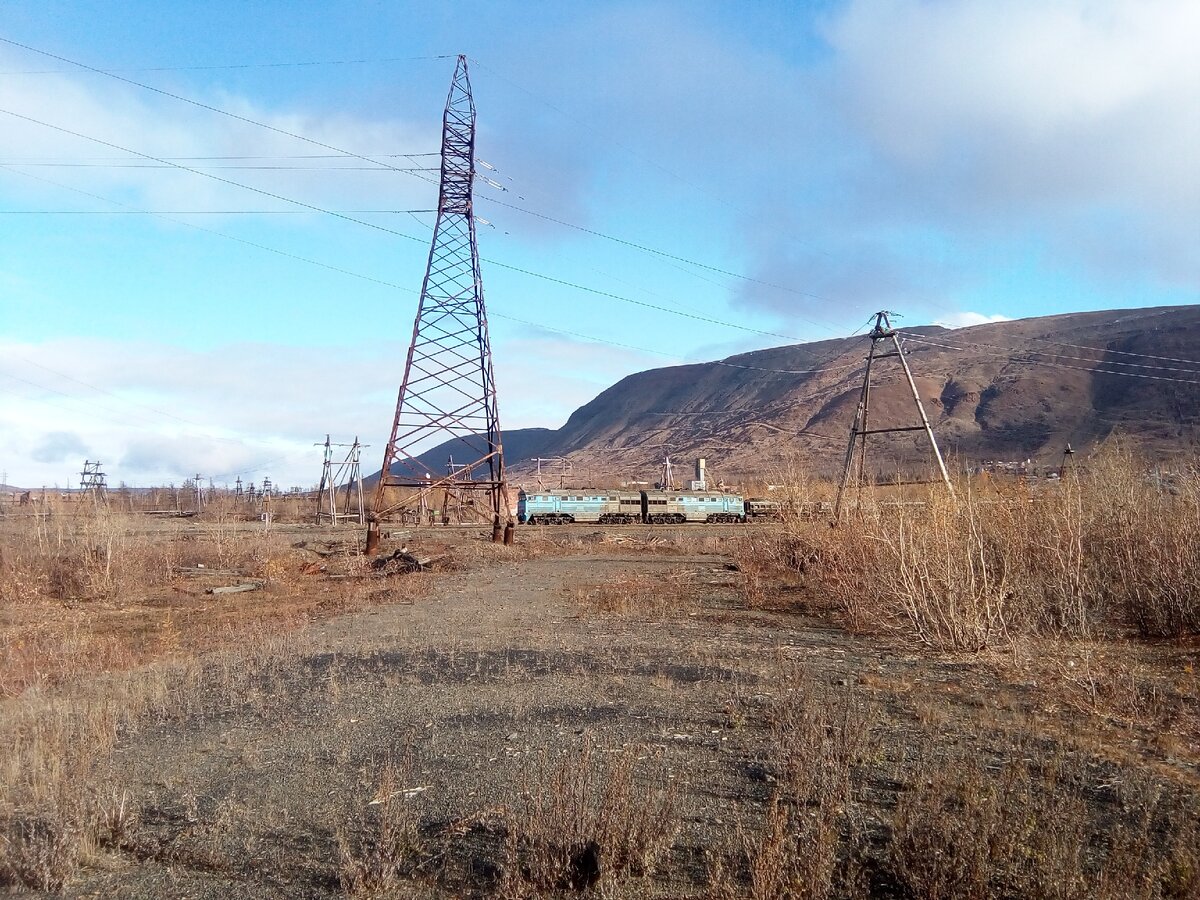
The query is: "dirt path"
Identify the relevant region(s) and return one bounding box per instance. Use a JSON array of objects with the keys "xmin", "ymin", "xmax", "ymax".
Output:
[{"xmin": 60, "ymin": 541, "xmax": 1199, "ymax": 898}]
